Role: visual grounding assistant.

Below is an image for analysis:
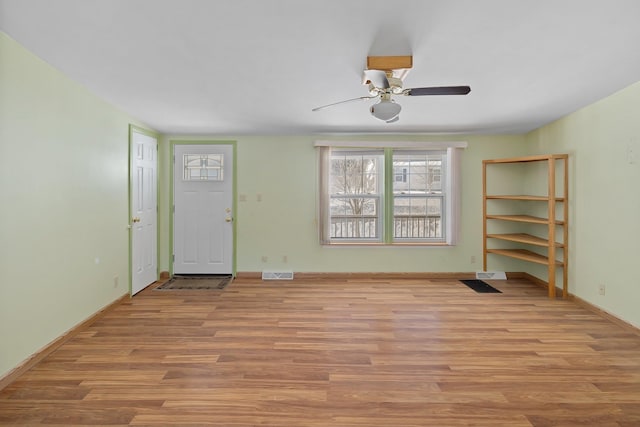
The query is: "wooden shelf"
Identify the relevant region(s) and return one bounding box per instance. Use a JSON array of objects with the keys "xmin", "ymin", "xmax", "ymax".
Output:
[
  {"xmin": 486, "ymin": 233, "xmax": 564, "ymax": 248},
  {"xmin": 486, "ymin": 195, "xmax": 565, "ymax": 202},
  {"xmin": 486, "ymin": 214, "xmax": 564, "ymax": 225},
  {"xmin": 483, "ymin": 154, "xmax": 569, "ymax": 164},
  {"xmin": 487, "ymin": 249, "xmax": 563, "ymax": 266},
  {"xmin": 482, "ymin": 154, "xmax": 569, "ymax": 299}
]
